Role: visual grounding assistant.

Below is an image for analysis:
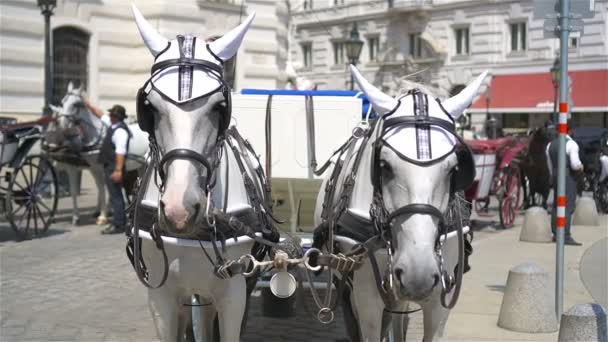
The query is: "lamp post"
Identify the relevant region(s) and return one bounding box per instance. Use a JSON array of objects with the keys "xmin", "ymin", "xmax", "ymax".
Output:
[
  {"xmin": 344, "ymin": 22, "xmax": 364, "ymax": 90},
  {"xmin": 550, "ymin": 57, "xmax": 560, "ymax": 125},
  {"xmin": 484, "ymin": 86, "xmax": 498, "ymax": 139},
  {"xmin": 37, "ymin": 0, "xmax": 57, "ymax": 116}
]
